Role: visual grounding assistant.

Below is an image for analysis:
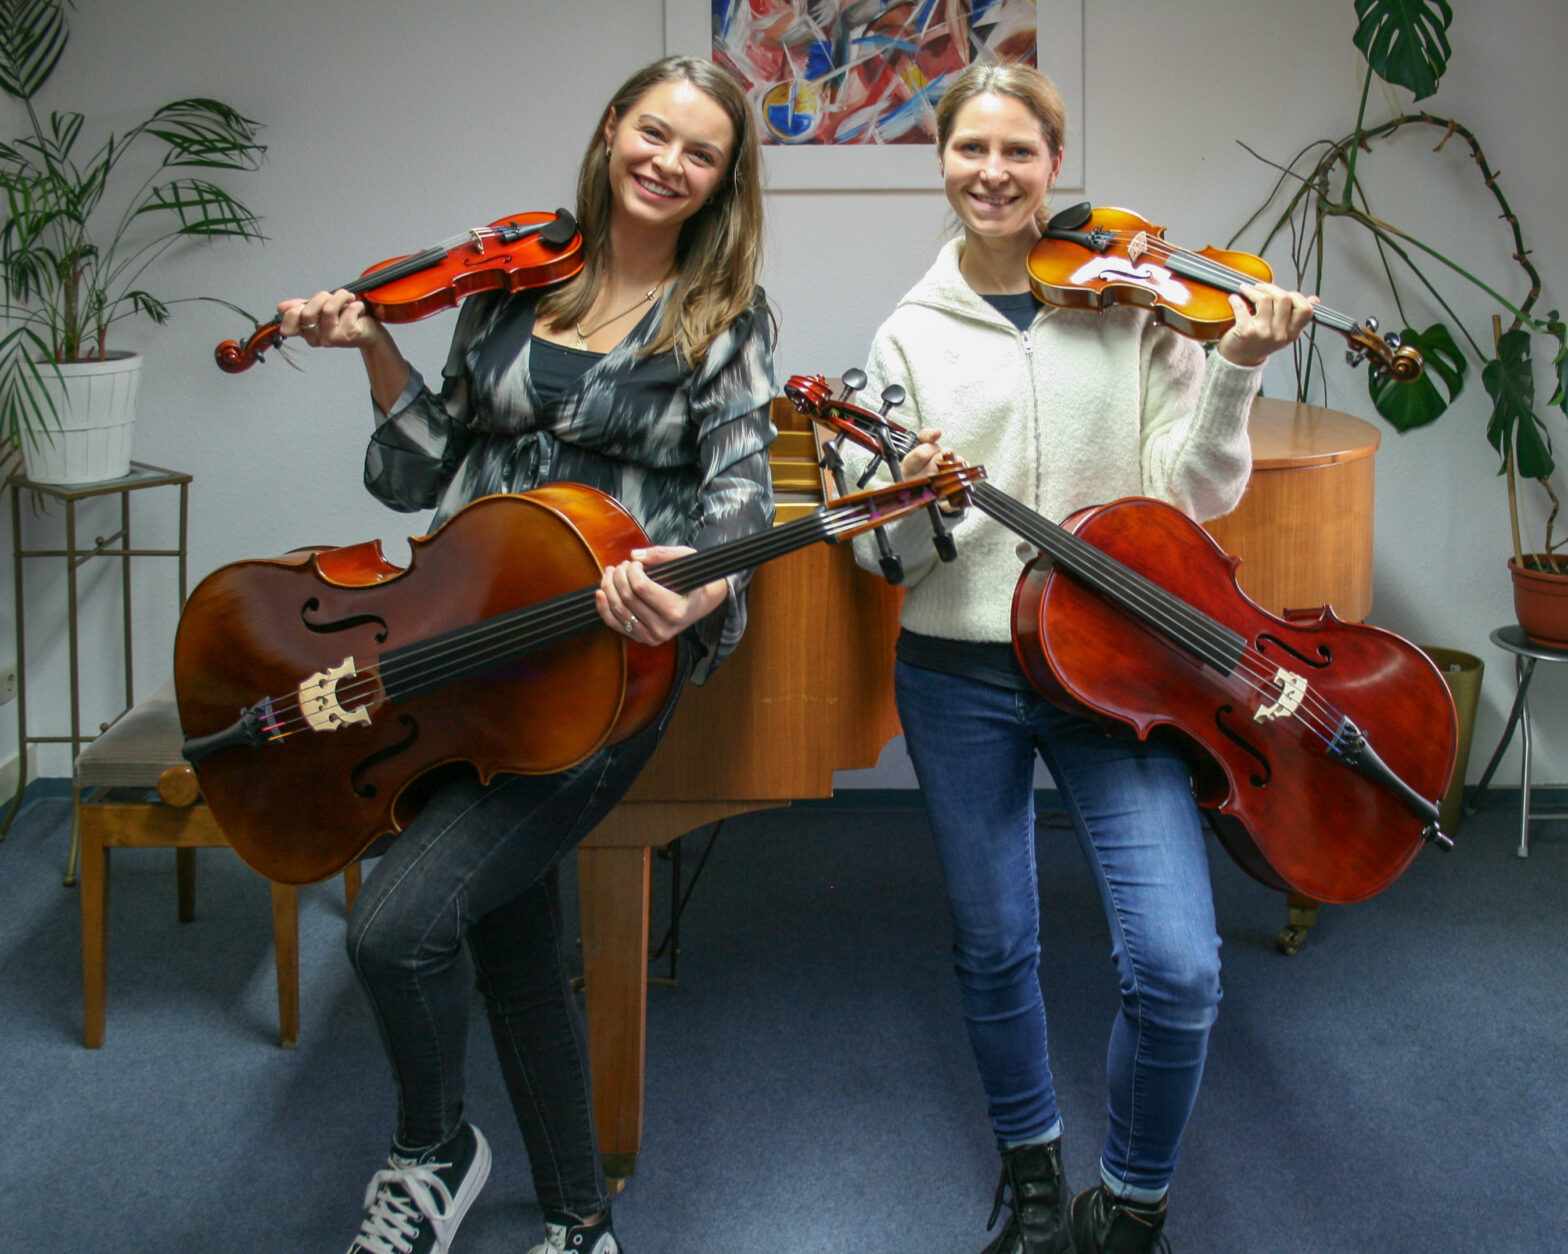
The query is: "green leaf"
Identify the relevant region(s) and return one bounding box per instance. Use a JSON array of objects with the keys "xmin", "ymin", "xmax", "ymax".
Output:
[
  {"xmin": 1483, "ymin": 327, "xmax": 1552, "ymax": 478},
  {"xmin": 144, "ymin": 98, "xmax": 265, "ymax": 172},
  {"xmin": 1352, "ymin": 0, "xmax": 1452, "ymax": 100},
  {"xmin": 1546, "ymin": 310, "xmax": 1566, "ymax": 417},
  {"xmin": 0, "ymin": 0, "xmax": 69, "ymax": 102},
  {"xmin": 1369, "ymin": 322, "xmax": 1465, "ymax": 431},
  {"xmin": 134, "ymin": 178, "xmax": 264, "ymax": 240}
]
